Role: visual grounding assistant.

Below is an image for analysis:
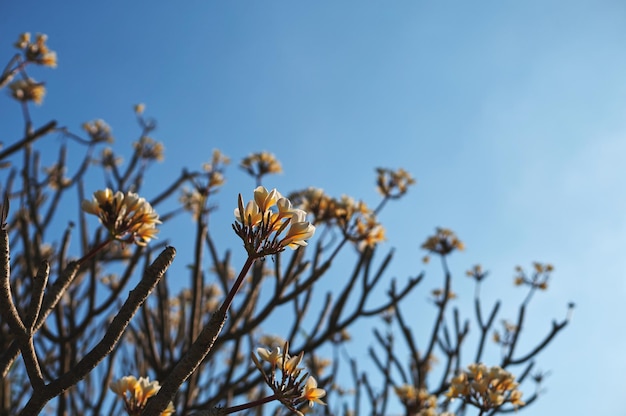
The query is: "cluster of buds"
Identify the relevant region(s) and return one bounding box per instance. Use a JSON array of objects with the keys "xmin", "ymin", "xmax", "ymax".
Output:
[
  {"xmin": 492, "ymin": 320, "xmax": 518, "ymax": 347},
  {"xmin": 376, "ymin": 167, "xmax": 416, "ymax": 199},
  {"xmin": 83, "ymin": 119, "xmax": 115, "ymax": 143},
  {"xmin": 240, "ymin": 151, "xmax": 282, "ymax": 180},
  {"xmin": 43, "ymin": 163, "xmax": 71, "ymax": 190},
  {"xmin": 133, "ymin": 136, "xmax": 164, "ymax": 162},
  {"xmin": 252, "ymin": 343, "xmax": 326, "ymax": 414},
  {"xmin": 14, "ymin": 32, "xmax": 57, "ymax": 67},
  {"xmin": 202, "ymin": 148, "xmax": 230, "ymax": 190},
  {"xmin": 233, "ymin": 186, "xmax": 315, "ymax": 257},
  {"xmin": 465, "ymin": 264, "xmax": 488, "ymax": 282},
  {"xmin": 289, "ymin": 188, "xmax": 385, "ymax": 249},
  {"xmin": 8, "ymin": 78, "xmax": 46, "ymax": 105},
  {"xmin": 394, "ymin": 384, "xmax": 455, "ymax": 416},
  {"xmin": 514, "ymin": 262, "xmax": 553, "ymax": 290},
  {"xmin": 180, "ymin": 149, "xmax": 231, "ymax": 220},
  {"xmin": 421, "ymin": 228, "xmax": 464, "ymax": 256},
  {"xmin": 82, "ymin": 188, "xmax": 160, "ymax": 246},
  {"xmin": 446, "ymin": 363, "xmax": 524, "ymax": 411},
  {"xmin": 110, "ymin": 376, "xmax": 174, "ymax": 416},
  {"xmin": 431, "ymin": 288, "xmax": 457, "ymax": 305}
]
